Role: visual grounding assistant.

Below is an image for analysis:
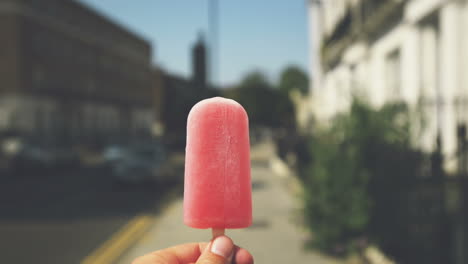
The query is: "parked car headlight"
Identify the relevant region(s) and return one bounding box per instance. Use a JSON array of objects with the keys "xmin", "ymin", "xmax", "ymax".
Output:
[{"xmin": 2, "ymin": 139, "xmax": 22, "ymax": 155}]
